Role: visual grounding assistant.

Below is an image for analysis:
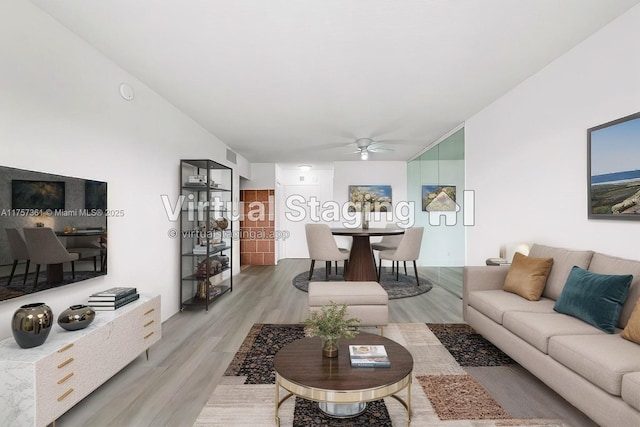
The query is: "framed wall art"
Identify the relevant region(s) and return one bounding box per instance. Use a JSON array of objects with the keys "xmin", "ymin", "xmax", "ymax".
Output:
[
  {"xmin": 85, "ymin": 180, "xmax": 107, "ymax": 210},
  {"xmin": 422, "ymin": 185, "xmax": 456, "ymax": 211},
  {"xmin": 11, "ymin": 180, "xmax": 65, "ymax": 210},
  {"xmin": 348, "ymin": 185, "xmax": 392, "ymax": 212},
  {"xmin": 588, "ymin": 111, "xmax": 640, "ymax": 220}
]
